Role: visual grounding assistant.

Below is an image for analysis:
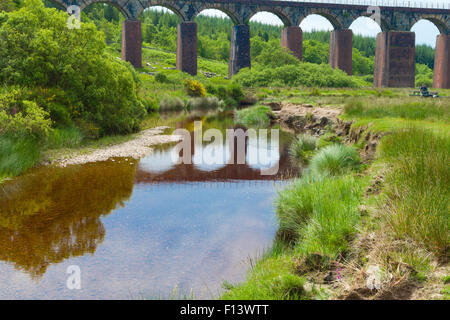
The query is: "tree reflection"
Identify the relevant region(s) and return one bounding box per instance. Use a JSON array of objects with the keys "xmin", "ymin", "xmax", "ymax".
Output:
[{"xmin": 0, "ymin": 160, "xmax": 136, "ymax": 278}]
